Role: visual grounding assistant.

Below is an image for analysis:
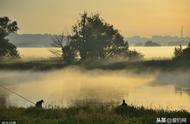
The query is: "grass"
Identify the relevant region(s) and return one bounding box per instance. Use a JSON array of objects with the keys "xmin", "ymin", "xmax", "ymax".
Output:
[
  {"xmin": 0, "ymin": 58, "xmax": 190, "ymax": 123},
  {"xmin": 0, "ymin": 104, "xmax": 189, "ymax": 124},
  {"xmin": 0, "ymin": 58, "xmax": 190, "ymax": 72},
  {"xmin": 0, "ymin": 58, "xmax": 68, "ymax": 71}
]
